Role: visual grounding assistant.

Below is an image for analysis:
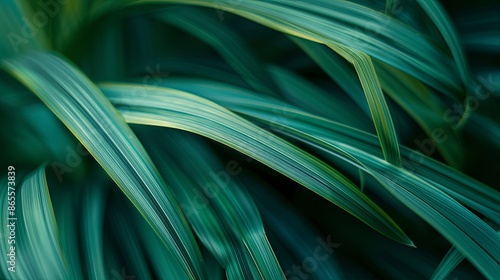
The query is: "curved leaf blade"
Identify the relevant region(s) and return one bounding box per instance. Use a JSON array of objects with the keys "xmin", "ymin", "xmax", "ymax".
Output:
[
  {"xmin": 102, "ymin": 82, "xmax": 413, "ymax": 246},
  {"xmin": 1, "ymin": 52, "xmax": 205, "ymax": 280}
]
